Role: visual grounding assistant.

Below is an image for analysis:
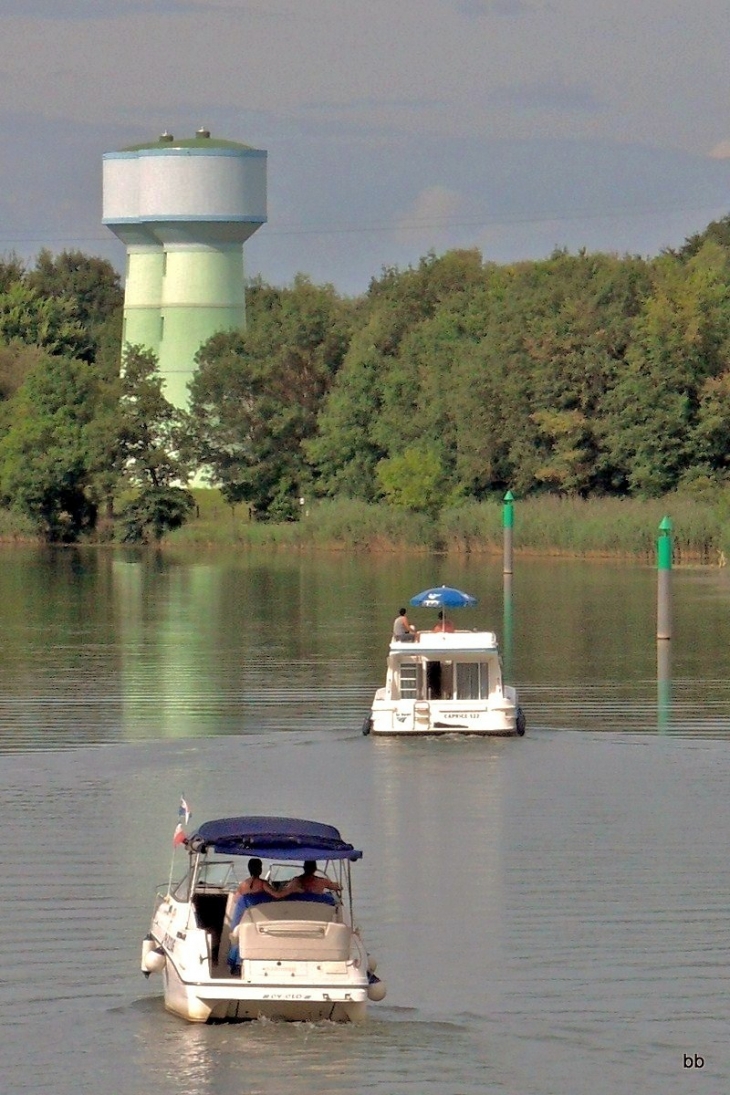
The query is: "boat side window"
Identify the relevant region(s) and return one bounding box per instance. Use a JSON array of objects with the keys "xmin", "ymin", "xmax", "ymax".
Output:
[
  {"xmin": 397, "ymin": 659, "xmax": 419, "ymax": 699},
  {"xmin": 454, "ymin": 661, "xmax": 488, "ymax": 700},
  {"xmin": 171, "ymin": 874, "xmax": 192, "ymax": 901}
]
